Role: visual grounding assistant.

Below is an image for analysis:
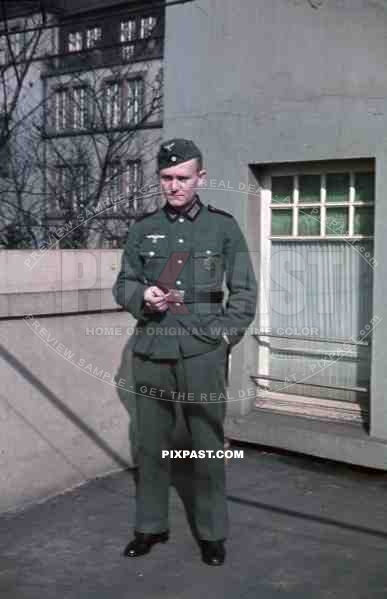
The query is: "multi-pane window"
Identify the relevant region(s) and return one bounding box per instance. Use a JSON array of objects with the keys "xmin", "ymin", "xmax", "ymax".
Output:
[
  {"xmin": 72, "ymin": 86, "xmax": 88, "ymax": 129},
  {"xmin": 104, "ymin": 79, "xmax": 143, "ymax": 128},
  {"xmin": 53, "ymin": 88, "xmax": 68, "ymax": 131},
  {"xmin": 68, "ymin": 31, "xmax": 83, "ymax": 52},
  {"xmin": 120, "ymin": 19, "xmax": 136, "ymax": 61},
  {"xmin": 86, "ymin": 27, "xmax": 102, "ymax": 49},
  {"xmin": 105, "ymin": 81, "xmax": 121, "ymax": 128},
  {"xmin": 127, "ymin": 79, "xmax": 142, "ymax": 125},
  {"xmin": 53, "ymin": 164, "xmax": 88, "ymax": 212},
  {"xmin": 67, "ymin": 27, "xmax": 102, "ymax": 53},
  {"xmin": 270, "ymin": 170, "xmax": 375, "ymax": 238},
  {"xmin": 106, "ymin": 160, "xmax": 141, "ymax": 212},
  {"xmin": 119, "ymin": 14, "xmax": 159, "ymax": 60},
  {"xmin": 140, "ymin": 16, "xmax": 157, "ymax": 39},
  {"xmin": 122, "ymin": 160, "xmax": 141, "ymax": 199},
  {"xmin": 52, "ymin": 86, "xmax": 90, "ymax": 131}
]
